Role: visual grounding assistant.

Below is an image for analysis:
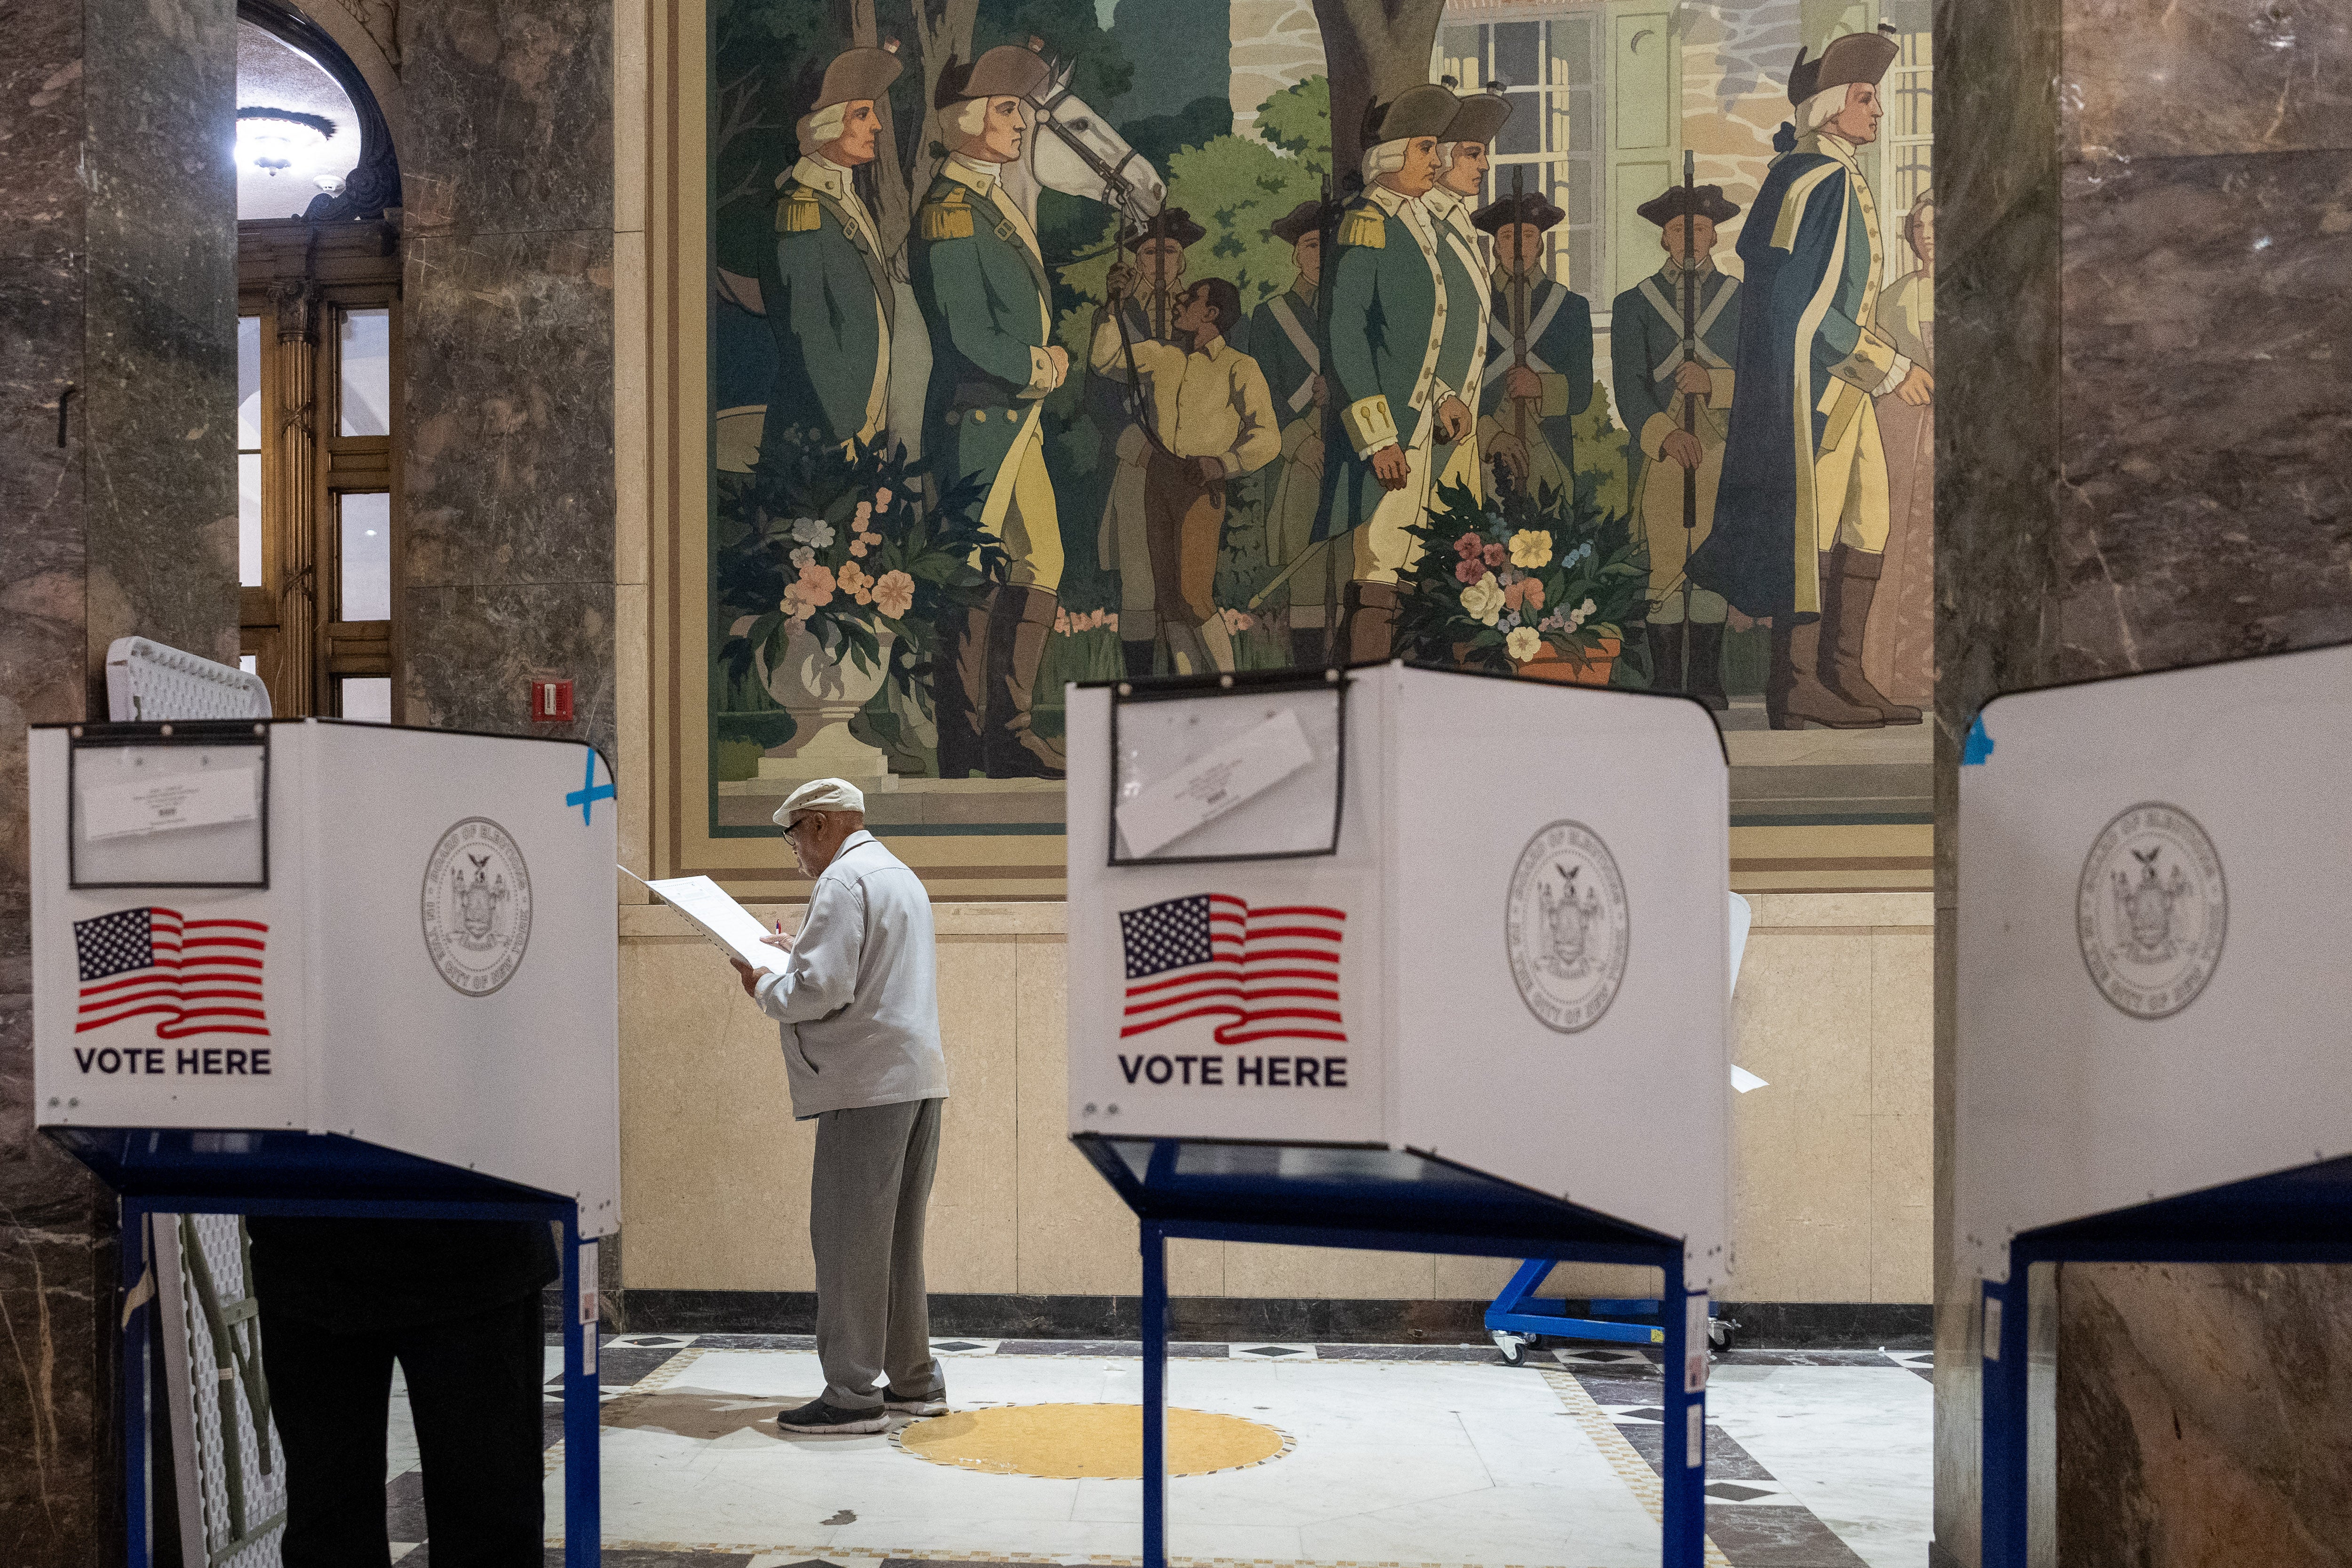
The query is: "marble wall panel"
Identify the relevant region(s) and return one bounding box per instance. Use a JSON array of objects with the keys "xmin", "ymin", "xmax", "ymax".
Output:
[
  {"xmin": 2061, "ymin": 0, "xmax": 2352, "ymax": 164},
  {"xmin": 2058, "ymin": 1264, "xmax": 2352, "ymax": 1568},
  {"xmin": 79, "ymin": 0, "xmax": 240, "ymax": 677},
  {"xmin": 401, "ymin": 580, "xmax": 618, "ymax": 757},
  {"xmin": 2055, "ymin": 147, "xmax": 2352, "ymax": 677},
  {"xmin": 401, "ymin": 230, "xmax": 617, "ymax": 592},
  {"xmin": 398, "ymin": 0, "xmax": 615, "ymax": 239}
]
